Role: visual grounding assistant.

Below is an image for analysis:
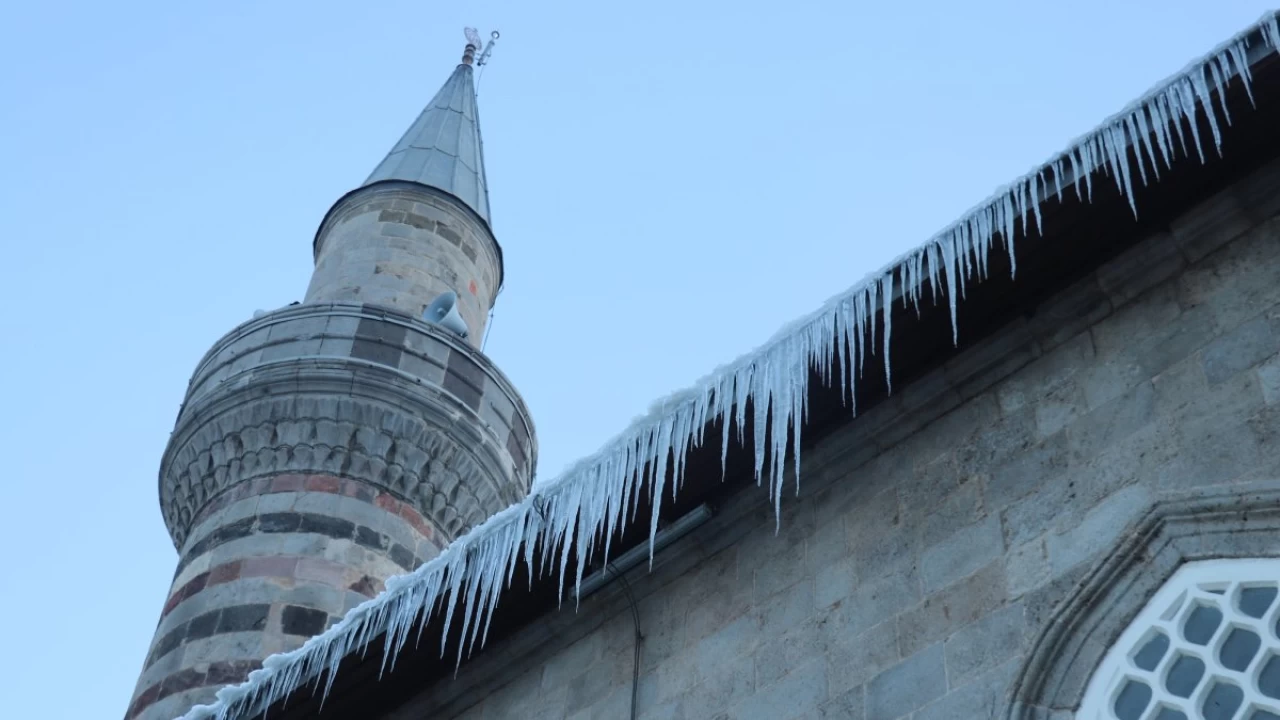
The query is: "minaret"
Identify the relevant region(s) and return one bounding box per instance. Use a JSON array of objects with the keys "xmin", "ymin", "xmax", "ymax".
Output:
[{"xmin": 125, "ymin": 39, "xmax": 536, "ymax": 720}]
